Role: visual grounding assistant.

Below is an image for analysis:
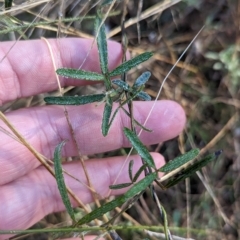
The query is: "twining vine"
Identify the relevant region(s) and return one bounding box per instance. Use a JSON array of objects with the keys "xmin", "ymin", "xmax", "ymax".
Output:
[{"xmin": 44, "ymin": 6, "xmax": 221, "ymax": 240}]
